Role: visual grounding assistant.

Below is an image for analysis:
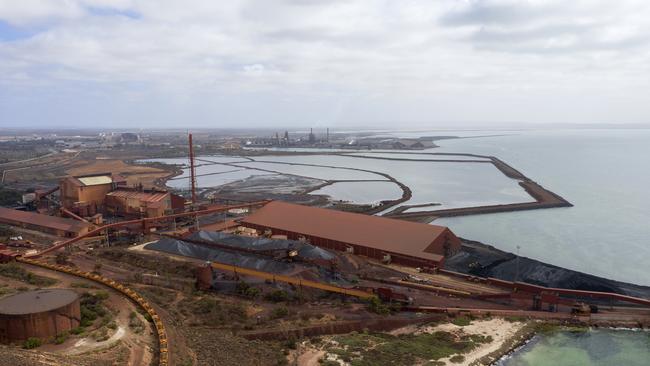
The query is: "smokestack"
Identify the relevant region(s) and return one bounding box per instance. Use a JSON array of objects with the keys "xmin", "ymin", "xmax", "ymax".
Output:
[{"xmin": 189, "ymin": 133, "xmax": 197, "ymax": 204}]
